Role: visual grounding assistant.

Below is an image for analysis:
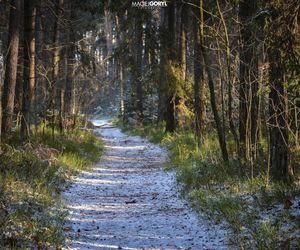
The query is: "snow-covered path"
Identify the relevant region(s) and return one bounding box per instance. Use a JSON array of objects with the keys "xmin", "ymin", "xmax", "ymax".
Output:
[{"xmin": 63, "ymin": 120, "xmax": 229, "ymax": 250}]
